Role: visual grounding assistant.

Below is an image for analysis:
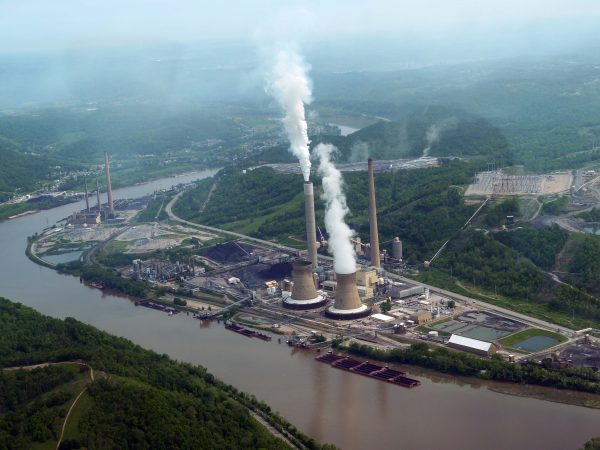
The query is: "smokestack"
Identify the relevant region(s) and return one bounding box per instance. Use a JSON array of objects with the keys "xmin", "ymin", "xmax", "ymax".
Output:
[
  {"xmin": 104, "ymin": 151, "xmax": 114, "ymax": 212},
  {"xmin": 96, "ymin": 178, "xmax": 101, "ymax": 211},
  {"xmin": 84, "ymin": 177, "xmax": 90, "ymax": 212},
  {"xmin": 304, "ymin": 182, "xmax": 318, "ymax": 268},
  {"xmin": 368, "ymin": 158, "xmax": 381, "ymax": 268},
  {"xmin": 325, "ymin": 272, "xmax": 370, "ymax": 319},
  {"xmin": 282, "ymin": 259, "xmax": 326, "ymax": 310}
]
